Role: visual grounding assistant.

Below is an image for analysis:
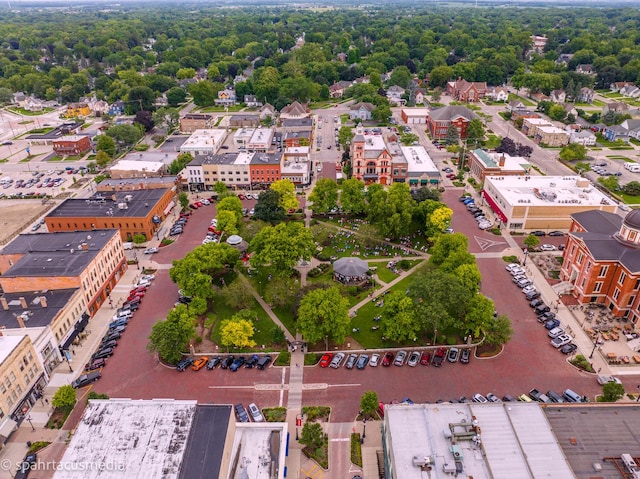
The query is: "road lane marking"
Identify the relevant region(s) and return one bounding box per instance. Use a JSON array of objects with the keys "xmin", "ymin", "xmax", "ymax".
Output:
[
  {"xmin": 328, "ymin": 383, "xmax": 361, "ymax": 387},
  {"xmin": 279, "ymin": 367, "xmax": 286, "ymax": 406},
  {"xmin": 474, "ymin": 236, "xmax": 506, "ymax": 251},
  {"xmin": 329, "ymin": 438, "xmax": 350, "ymax": 442}
]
